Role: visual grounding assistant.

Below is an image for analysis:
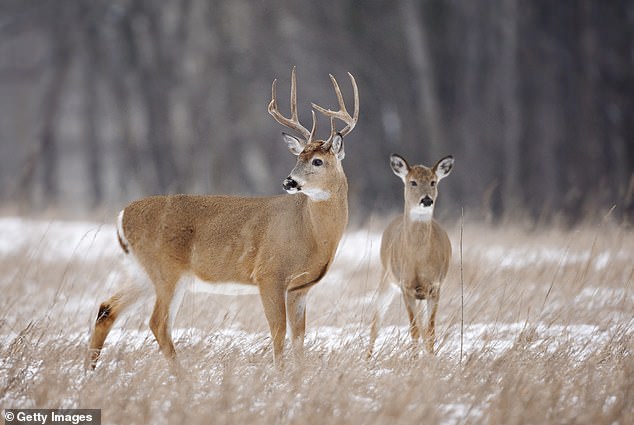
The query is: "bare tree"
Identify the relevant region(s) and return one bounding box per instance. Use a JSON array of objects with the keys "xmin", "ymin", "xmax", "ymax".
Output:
[
  {"xmin": 0, "ymin": 0, "xmax": 631, "ymax": 221},
  {"xmin": 499, "ymin": 0, "xmax": 521, "ymax": 214},
  {"xmin": 17, "ymin": 10, "xmax": 73, "ymax": 208},
  {"xmin": 81, "ymin": 3, "xmax": 103, "ymax": 207},
  {"xmin": 398, "ymin": 0, "xmax": 446, "ymax": 159}
]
